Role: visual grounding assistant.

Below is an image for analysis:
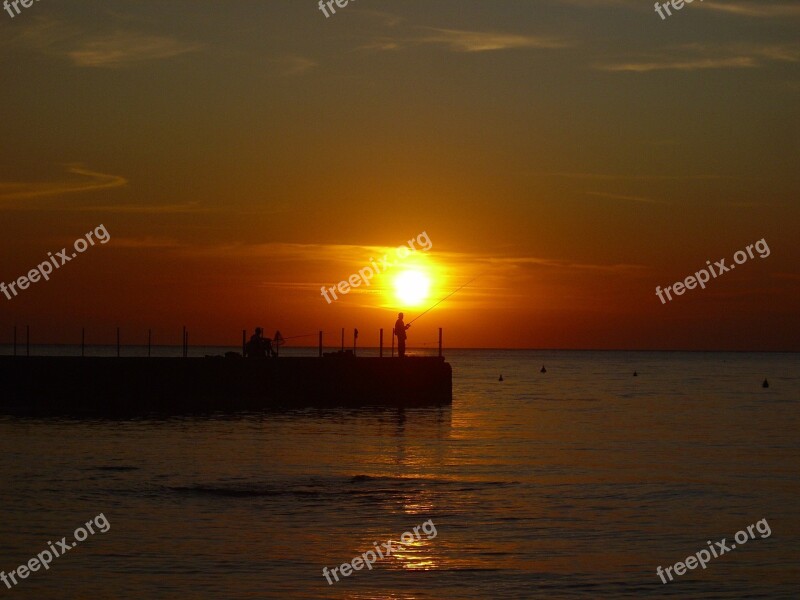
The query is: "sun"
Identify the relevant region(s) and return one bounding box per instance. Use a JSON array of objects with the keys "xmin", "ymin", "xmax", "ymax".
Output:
[{"xmin": 394, "ymin": 270, "xmax": 431, "ymax": 306}]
